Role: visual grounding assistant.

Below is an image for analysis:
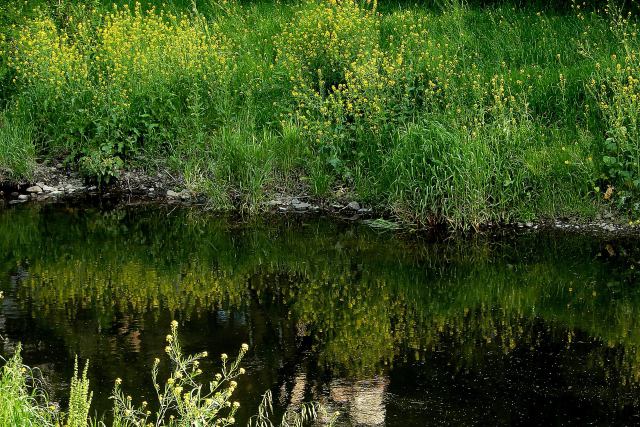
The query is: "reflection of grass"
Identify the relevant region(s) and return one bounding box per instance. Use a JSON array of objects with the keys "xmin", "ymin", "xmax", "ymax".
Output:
[
  {"xmin": 2, "ymin": 206, "xmax": 640, "ymax": 379},
  {"xmin": 363, "ymin": 219, "xmax": 401, "ymax": 230}
]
